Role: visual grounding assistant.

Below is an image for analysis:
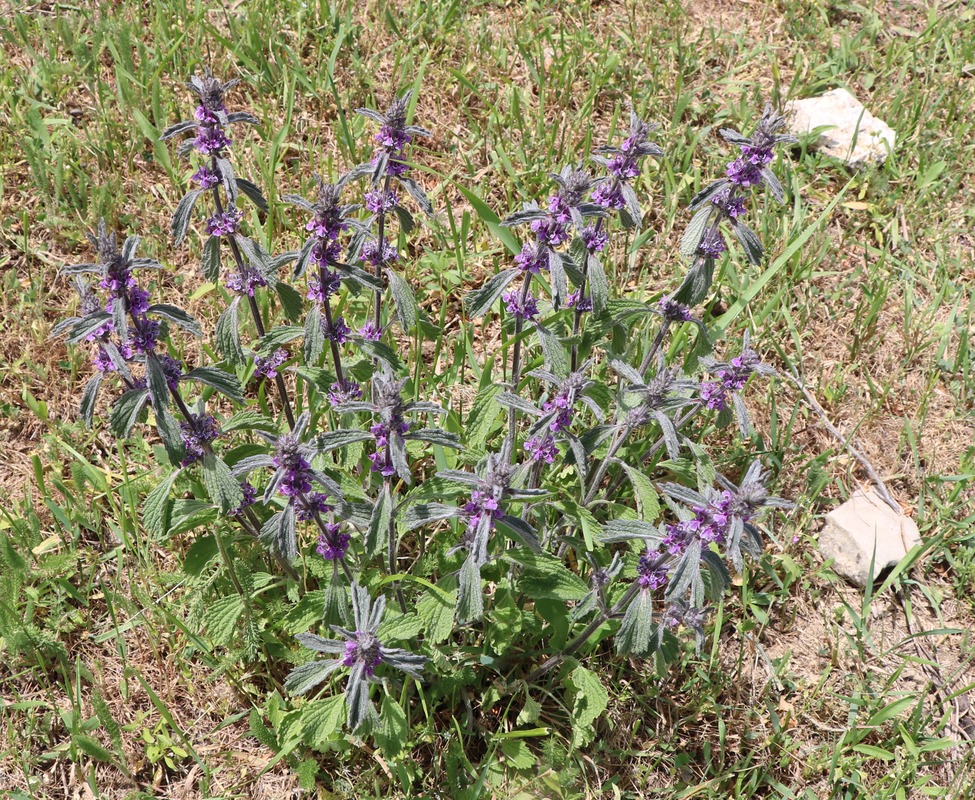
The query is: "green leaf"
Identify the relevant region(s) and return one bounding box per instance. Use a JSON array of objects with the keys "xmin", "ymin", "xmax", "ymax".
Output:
[
  {"xmin": 276, "ymin": 282, "xmax": 305, "ymax": 322},
  {"xmin": 215, "ymin": 297, "xmax": 244, "ymax": 366},
  {"xmin": 80, "ymin": 373, "xmax": 102, "ymax": 428},
  {"xmin": 184, "ymin": 366, "xmax": 245, "ymax": 404},
  {"xmin": 515, "ymin": 552, "xmax": 589, "ymax": 601},
  {"xmin": 587, "ymin": 253, "xmax": 609, "ymax": 316},
  {"xmin": 533, "ymin": 323, "xmax": 569, "ymax": 376},
  {"xmin": 375, "ymin": 696, "xmax": 408, "ymax": 760},
  {"xmin": 221, "ymin": 411, "xmax": 278, "ymax": 434},
  {"xmin": 464, "ymin": 267, "xmax": 519, "ymax": 319},
  {"xmin": 172, "ymin": 189, "xmax": 202, "ymax": 246},
  {"xmin": 202, "ymin": 235, "xmax": 221, "ymax": 282},
  {"xmin": 376, "ymin": 612, "xmax": 422, "ymax": 642},
  {"xmin": 365, "ymin": 483, "xmax": 393, "ymax": 558},
  {"xmin": 236, "ymin": 177, "xmax": 269, "ymax": 211},
  {"xmin": 169, "ymin": 500, "xmax": 219, "ymax": 537},
  {"xmin": 147, "ymin": 303, "xmax": 202, "ymax": 337},
  {"xmin": 387, "ymin": 269, "xmax": 419, "ymax": 331},
  {"xmin": 73, "ymin": 733, "xmax": 114, "ymax": 764},
  {"xmin": 205, "ymin": 594, "xmax": 245, "ymax": 645},
  {"xmin": 616, "ymin": 589, "xmax": 654, "ymax": 656},
  {"xmin": 303, "ymin": 304, "xmax": 323, "ymax": 364},
  {"xmin": 355, "ymin": 338, "xmax": 402, "ymax": 369},
  {"xmin": 567, "ymin": 666, "xmax": 608, "ymax": 748},
  {"xmin": 202, "ymin": 453, "xmax": 244, "ymax": 513},
  {"xmin": 500, "ymin": 738, "xmax": 534, "ymax": 770},
  {"xmin": 301, "ymin": 695, "xmax": 346, "ymax": 749},
  {"xmin": 457, "ymin": 554, "xmax": 484, "ymax": 623},
  {"xmin": 183, "ymin": 534, "xmax": 218, "ymax": 576},
  {"xmin": 257, "ymin": 325, "xmax": 304, "ymax": 353},
  {"xmin": 619, "ymin": 462, "xmax": 660, "ymax": 522},
  {"xmin": 143, "ymin": 469, "xmax": 179, "ymax": 537},
  {"xmin": 455, "ymin": 184, "xmax": 521, "ymax": 256},
  {"xmin": 417, "ymin": 584, "xmax": 456, "ymax": 644},
  {"xmin": 109, "ymin": 388, "xmax": 149, "ymax": 438},
  {"xmin": 466, "ymin": 383, "xmax": 502, "ymax": 450}
]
